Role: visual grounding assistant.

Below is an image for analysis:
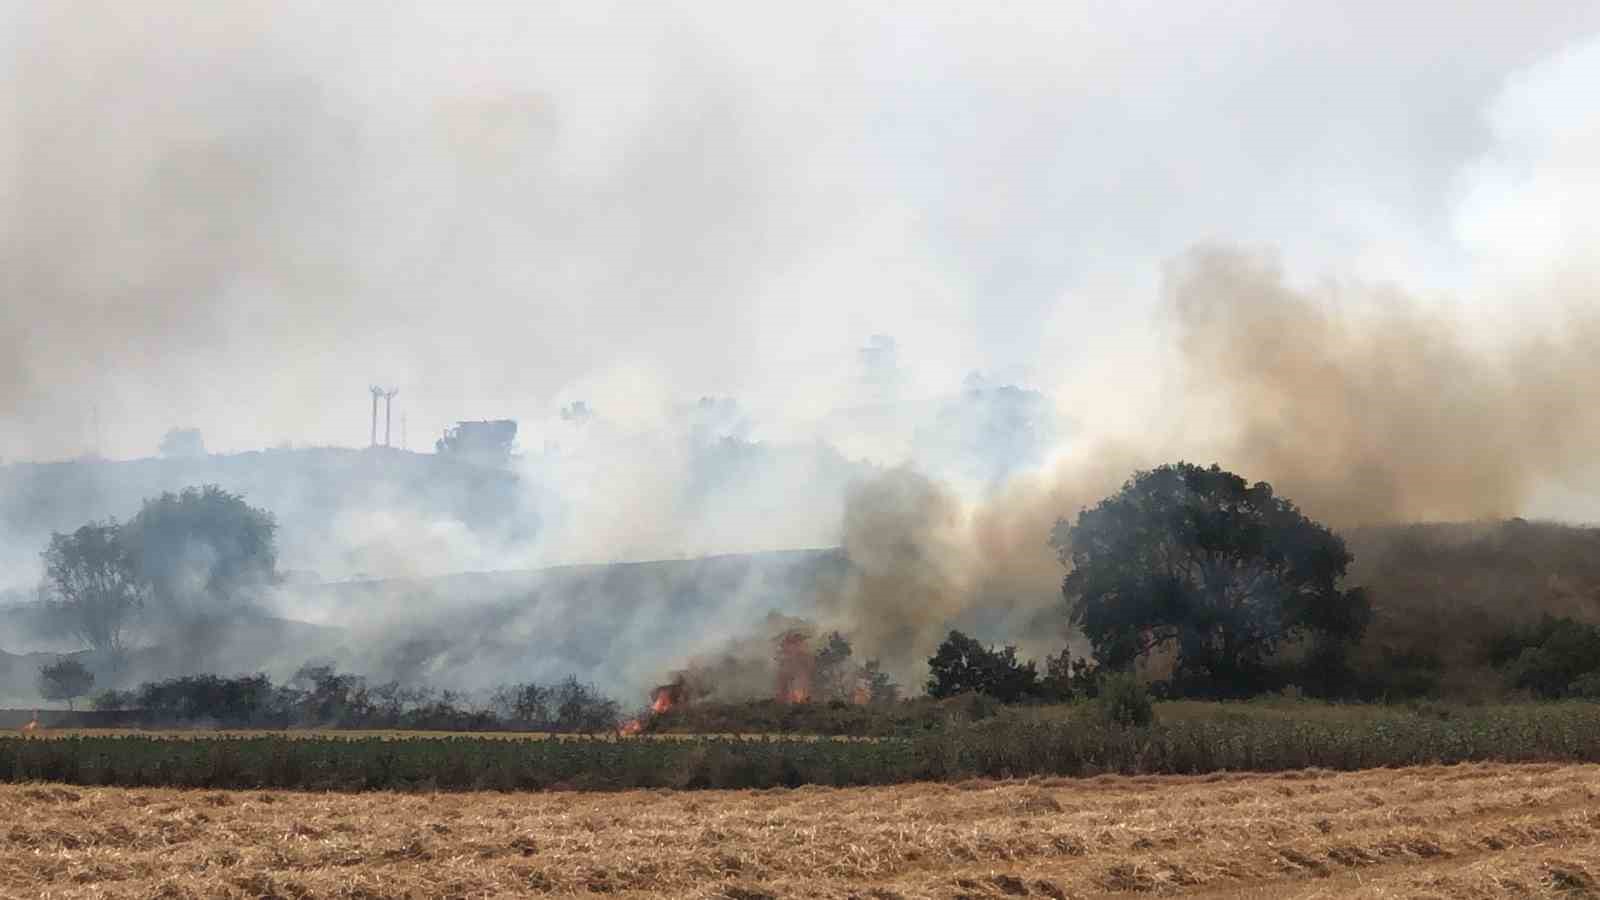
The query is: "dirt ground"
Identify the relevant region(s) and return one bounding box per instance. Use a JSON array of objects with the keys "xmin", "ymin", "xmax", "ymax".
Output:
[{"xmin": 3, "ymin": 762, "xmax": 1599, "ymax": 899}]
